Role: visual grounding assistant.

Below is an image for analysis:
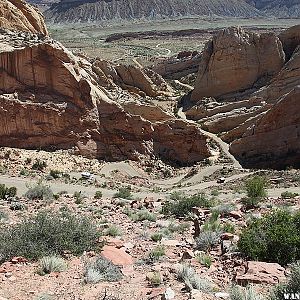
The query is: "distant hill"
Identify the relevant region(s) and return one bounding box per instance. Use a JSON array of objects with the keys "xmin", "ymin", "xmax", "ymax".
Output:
[
  {"xmin": 43, "ymin": 0, "xmax": 264, "ymax": 23},
  {"xmin": 246, "ymin": 0, "xmax": 300, "ymax": 17}
]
